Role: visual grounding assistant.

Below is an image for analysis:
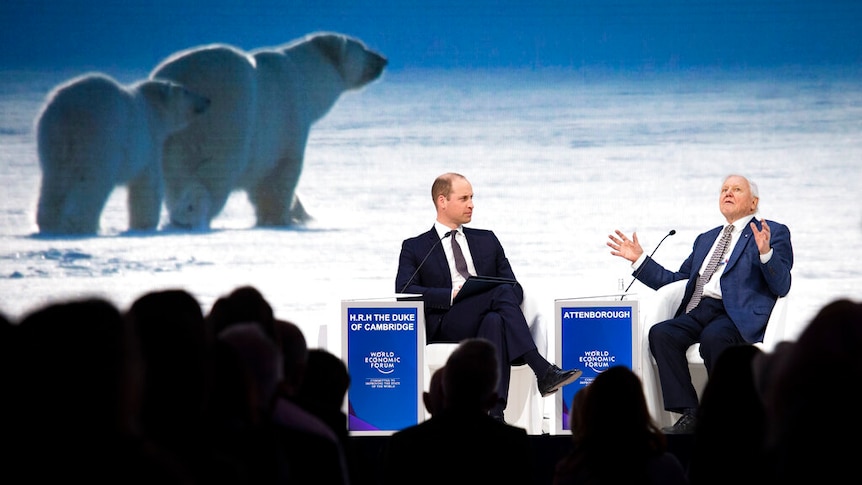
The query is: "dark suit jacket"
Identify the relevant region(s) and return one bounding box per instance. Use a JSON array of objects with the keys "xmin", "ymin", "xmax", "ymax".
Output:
[
  {"xmin": 395, "ymin": 226, "xmax": 524, "ymax": 340},
  {"xmin": 636, "ymin": 216, "xmax": 793, "ymax": 342},
  {"xmin": 380, "ymin": 409, "xmax": 534, "ymax": 485}
]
